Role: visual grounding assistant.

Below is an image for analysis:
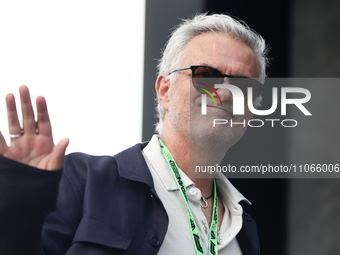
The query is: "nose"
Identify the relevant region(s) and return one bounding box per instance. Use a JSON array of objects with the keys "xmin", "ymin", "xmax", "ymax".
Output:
[
  {"xmin": 214, "ymin": 77, "xmax": 233, "ymax": 106},
  {"xmin": 214, "ymin": 87, "xmax": 233, "ymax": 106}
]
